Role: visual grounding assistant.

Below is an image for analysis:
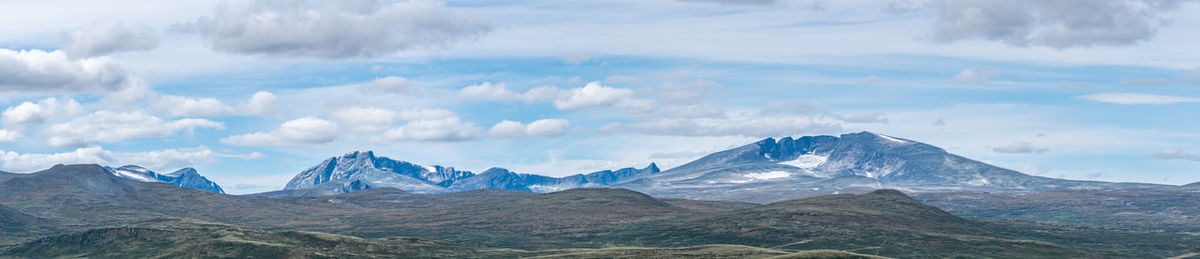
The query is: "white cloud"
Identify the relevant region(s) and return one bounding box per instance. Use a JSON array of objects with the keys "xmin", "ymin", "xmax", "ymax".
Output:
[
  {"xmin": 220, "ymin": 117, "xmax": 338, "ymax": 146},
  {"xmin": 992, "ymin": 141, "xmax": 1048, "ymax": 154},
  {"xmin": 952, "ymin": 68, "xmax": 994, "ymax": 84},
  {"xmin": 0, "ymin": 145, "xmax": 254, "ymax": 173},
  {"xmin": 172, "ymin": 0, "xmax": 491, "ymax": 59},
  {"xmin": 241, "ymin": 91, "xmax": 279, "ymax": 116},
  {"xmin": 396, "ymin": 108, "xmax": 458, "ymax": 120},
  {"xmin": 383, "ymin": 117, "xmax": 481, "ymax": 142},
  {"xmin": 156, "ymin": 95, "xmax": 235, "ymax": 117},
  {"xmin": 458, "ymin": 81, "xmax": 648, "ymax": 111},
  {"xmin": 360, "ymin": 76, "xmax": 420, "ymax": 94},
  {"xmin": 1154, "ymin": 149, "xmax": 1200, "ymax": 162},
  {"xmin": 660, "ymin": 80, "xmax": 723, "ymax": 103},
  {"xmin": 457, "ymin": 82, "xmax": 560, "ymax": 103},
  {"xmin": 1, "ymin": 97, "xmax": 86, "ymax": 125},
  {"xmin": 488, "ymin": 119, "xmax": 571, "ymax": 138},
  {"xmin": 0, "ymin": 129, "xmax": 20, "ymax": 142},
  {"xmin": 64, "ymin": 20, "xmax": 159, "ymax": 58},
  {"xmin": 330, "ymin": 107, "xmax": 399, "ymax": 132},
  {"xmin": 44, "ymin": 110, "xmax": 225, "ymax": 147},
  {"xmin": 0, "ymin": 49, "xmax": 132, "ymax": 93},
  {"xmin": 929, "ymin": 0, "xmax": 1188, "ymax": 49},
  {"xmin": 1177, "ymin": 67, "xmax": 1200, "ymax": 84},
  {"xmin": 554, "ymin": 81, "xmax": 641, "ymax": 110},
  {"xmin": 330, "ymin": 107, "xmax": 459, "ymax": 133},
  {"xmin": 459, "ymin": 82, "xmax": 522, "ymax": 101},
  {"xmin": 1076, "ymin": 92, "xmax": 1200, "ymax": 105},
  {"xmin": 0, "ymin": 146, "xmax": 111, "ymax": 172}
]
